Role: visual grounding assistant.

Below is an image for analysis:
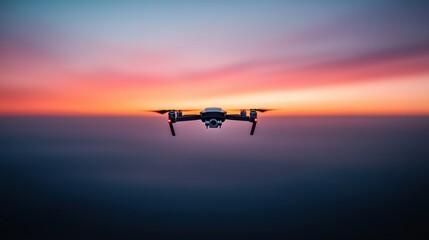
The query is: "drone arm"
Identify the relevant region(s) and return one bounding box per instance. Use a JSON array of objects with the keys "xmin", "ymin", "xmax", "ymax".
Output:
[
  {"xmin": 225, "ymin": 114, "xmax": 250, "ymax": 121},
  {"xmin": 176, "ymin": 114, "xmax": 201, "ymax": 122}
]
